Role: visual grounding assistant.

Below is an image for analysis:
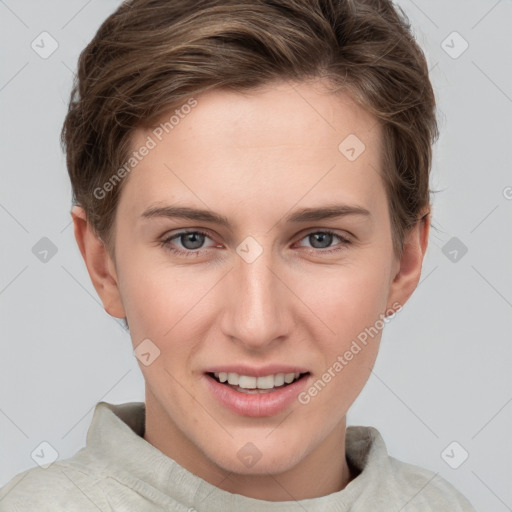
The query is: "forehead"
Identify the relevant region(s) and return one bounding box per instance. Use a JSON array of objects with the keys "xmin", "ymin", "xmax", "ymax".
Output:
[
  {"xmin": 120, "ymin": 80, "xmax": 384, "ymax": 223},
  {"xmin": 143, "ymin": 80, "xmax": 379, "ymax": 151}
]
